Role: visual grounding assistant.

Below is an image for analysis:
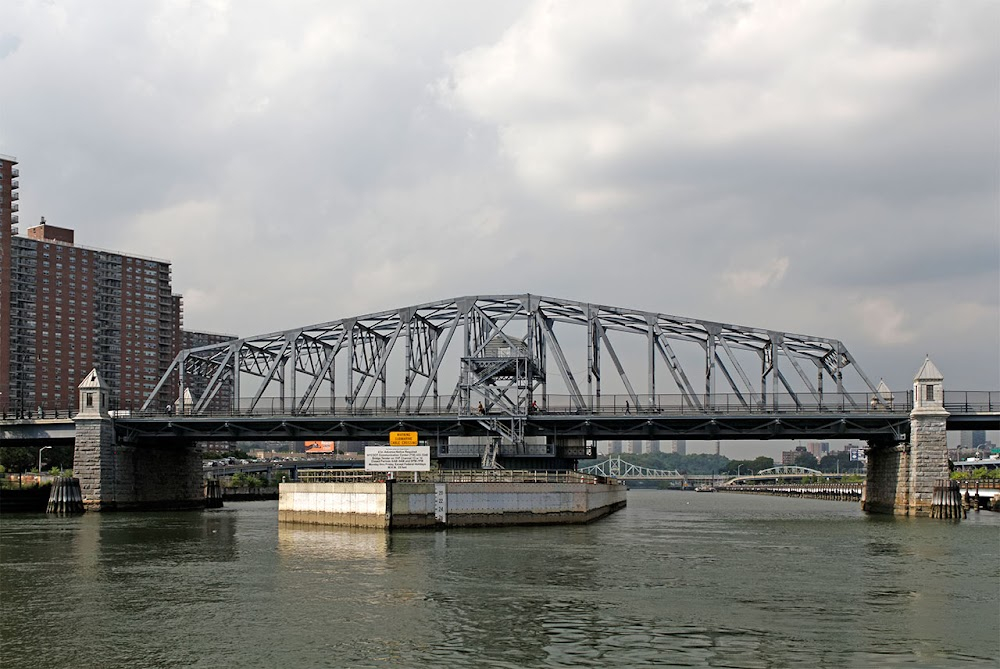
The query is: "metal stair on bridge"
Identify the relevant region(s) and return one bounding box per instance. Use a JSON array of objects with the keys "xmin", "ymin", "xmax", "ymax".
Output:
[{"xmin": 480, "ymin": 440, "xmax": 503, "ymax": 470}]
